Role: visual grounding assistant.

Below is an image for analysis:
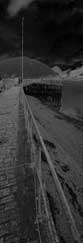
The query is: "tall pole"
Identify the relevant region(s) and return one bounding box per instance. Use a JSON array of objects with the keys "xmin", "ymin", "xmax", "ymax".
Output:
[{"xmin": 22, "ymin": 17, "xmax": 24, "ymax": 84}]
